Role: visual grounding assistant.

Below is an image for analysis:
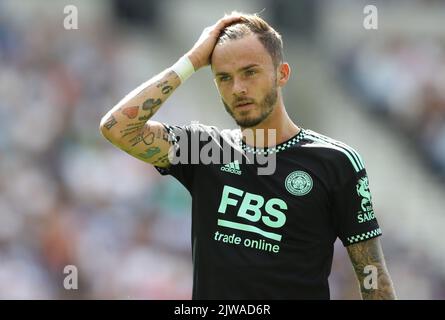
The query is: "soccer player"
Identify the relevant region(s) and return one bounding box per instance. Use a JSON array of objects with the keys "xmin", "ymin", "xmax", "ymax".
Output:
[{"xmin": 100, "ymin": 12, "xmax": 396, "ymax": 299}]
